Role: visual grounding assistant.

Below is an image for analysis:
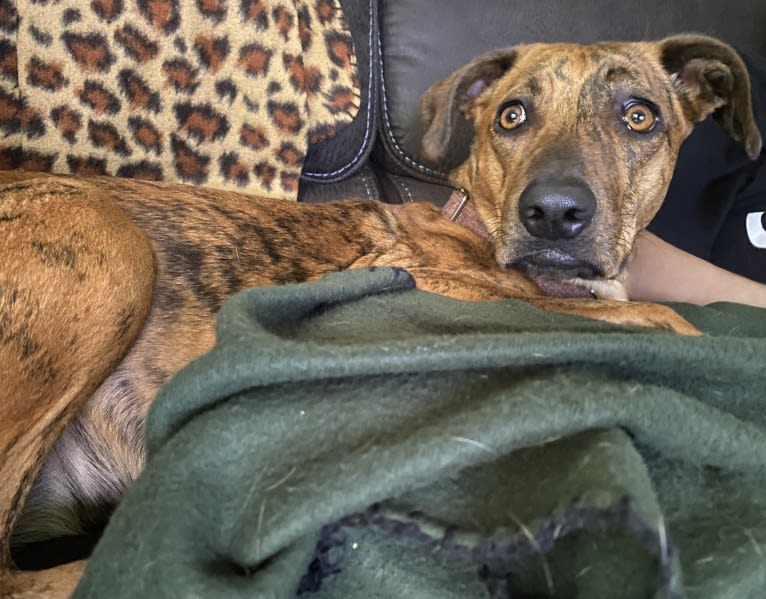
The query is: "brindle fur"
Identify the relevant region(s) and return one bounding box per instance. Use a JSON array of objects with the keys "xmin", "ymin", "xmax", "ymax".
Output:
[{"xmin": 0, "ymin": 36, "xmax": 761, "ymax": 598}]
